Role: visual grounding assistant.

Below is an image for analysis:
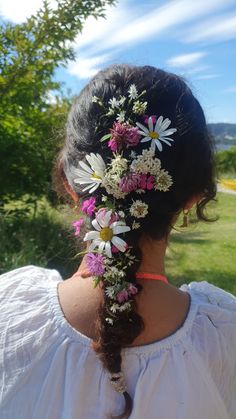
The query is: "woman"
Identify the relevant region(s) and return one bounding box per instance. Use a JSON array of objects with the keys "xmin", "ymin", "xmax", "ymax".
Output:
[{"xmin": 1, "ymin": 64, "xmax": 236, "ymax": 419}]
